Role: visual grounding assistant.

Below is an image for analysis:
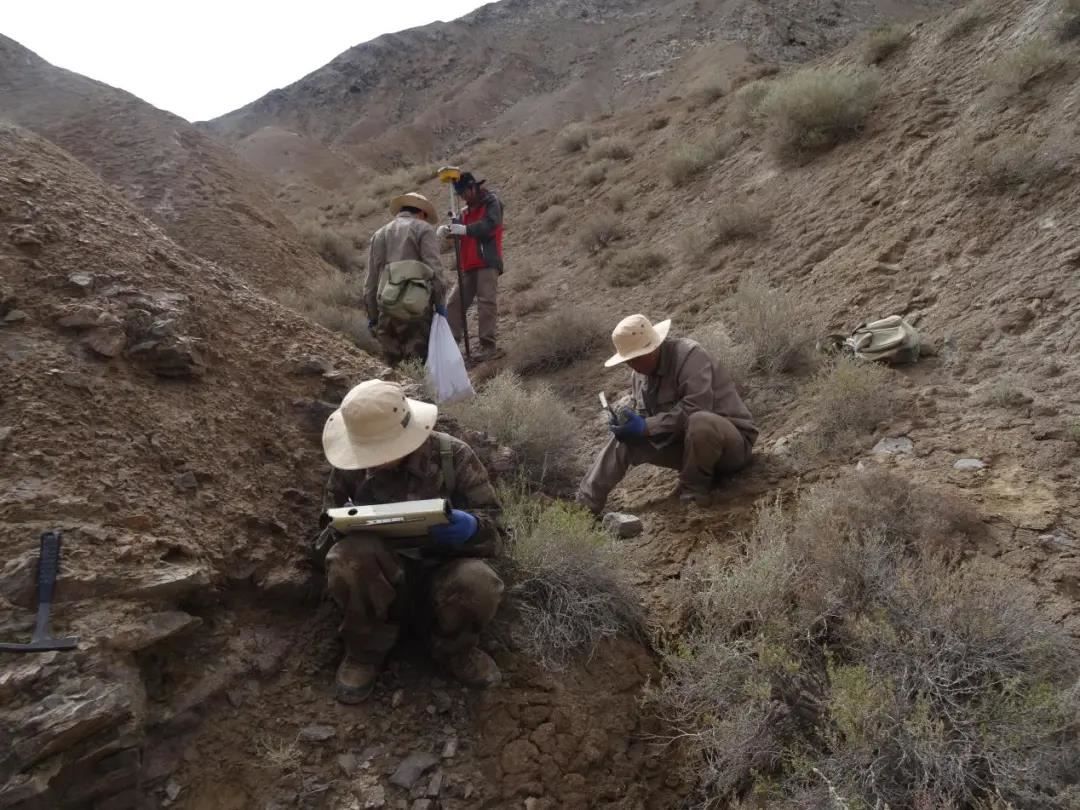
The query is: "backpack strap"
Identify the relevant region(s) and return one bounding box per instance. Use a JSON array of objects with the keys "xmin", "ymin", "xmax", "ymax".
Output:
[{"xmin": 438, "ymin": 433, "xmax": 456, "ymax": 496}]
